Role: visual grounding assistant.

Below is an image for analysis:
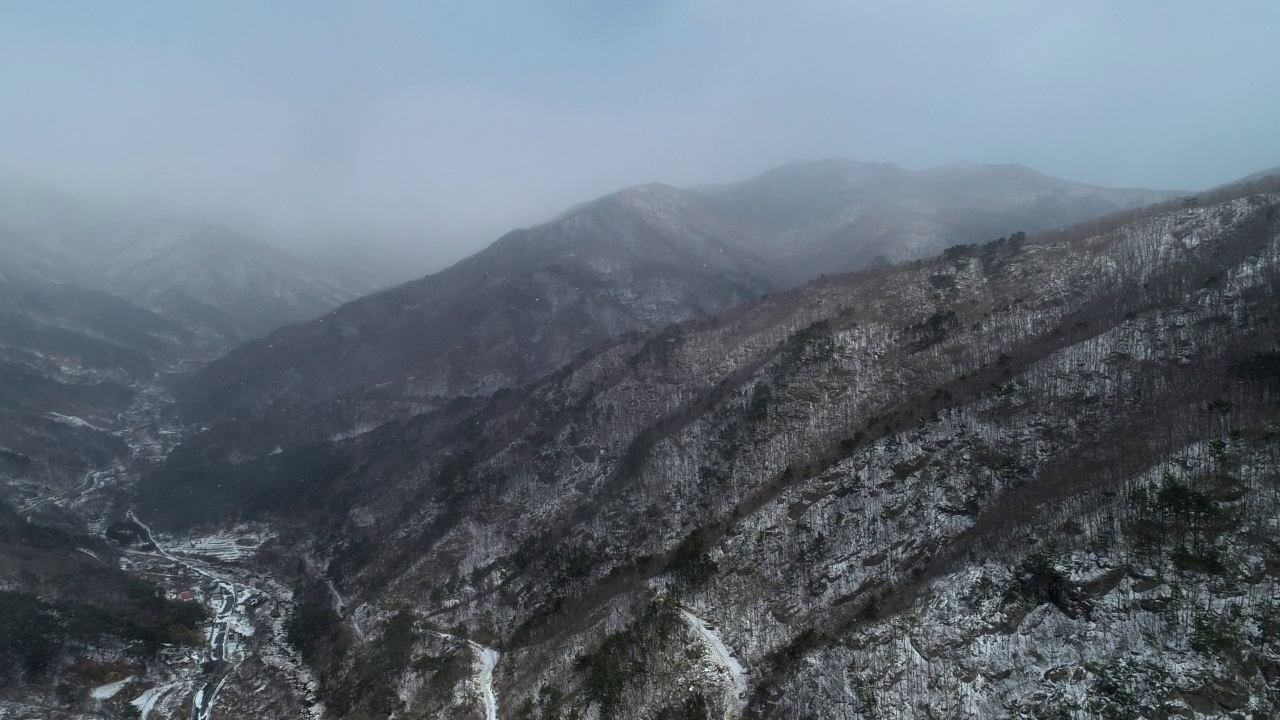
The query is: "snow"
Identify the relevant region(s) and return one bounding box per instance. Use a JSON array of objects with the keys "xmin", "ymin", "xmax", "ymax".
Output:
[
  {"xmin": 8, "ymin": 363, "xmax": 326, "ymax": 719},
  {"xmin": 323, "ymin": 577, "xmax": 347, "ymax": 613},
  {"xmin": 171, "ymin": 528, "xmax": 273, "ymax": 562},
  {"xmin": 475, "ymin": 646, "xmax": 500, "ymax": 720},
  {"xmin": 44, "ymin": 412, "xmax": 111, "ymax": 433},
  {"xmin": 126, "ymin": 510, "xmax": 259, "ymax": 720},
  {"xmin": 131, "ymin": 681, "xmax": 188, "ymax": 719},
  {"xmin": 90, "ymin": 676, "xmax": 133, "ymax": 699},
  {"xmin": 680, "ymin": 609, "xmax": 747, "ymax": 719},
  {"xmin": 330, "ymin": 422, "xmax": 380, "ymax": 442},
  {"xmin": 429, "ymin": 631, "xmax": 500, "ymax": 720}
]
